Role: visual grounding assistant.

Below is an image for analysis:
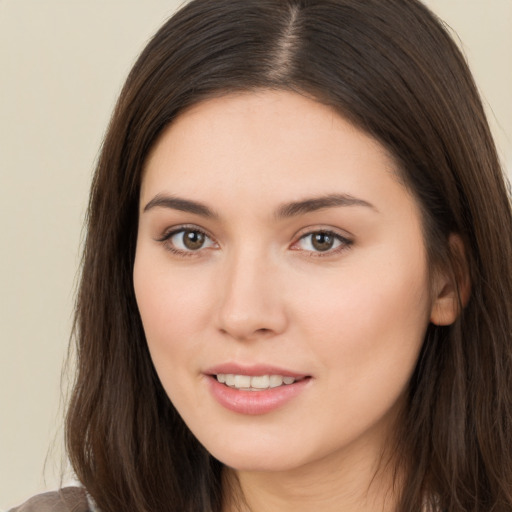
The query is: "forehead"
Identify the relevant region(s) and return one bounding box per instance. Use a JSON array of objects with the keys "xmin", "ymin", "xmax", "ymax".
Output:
[{"xmin": 140, "ymin": 90, "xmax": 410, "ymax": 218}]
